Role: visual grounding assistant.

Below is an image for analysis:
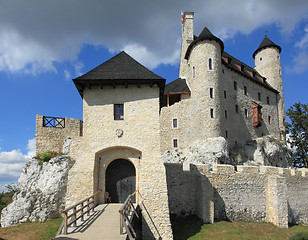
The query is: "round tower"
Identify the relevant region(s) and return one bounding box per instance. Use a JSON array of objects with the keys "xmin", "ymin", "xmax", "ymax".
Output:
[
  {"xmin": 184, "ymin": 26, "xmax": 225, "ymax": 138},
  {"xmin": 253, "ymin": 36, "xmax": 286, "ymax": 141}
]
